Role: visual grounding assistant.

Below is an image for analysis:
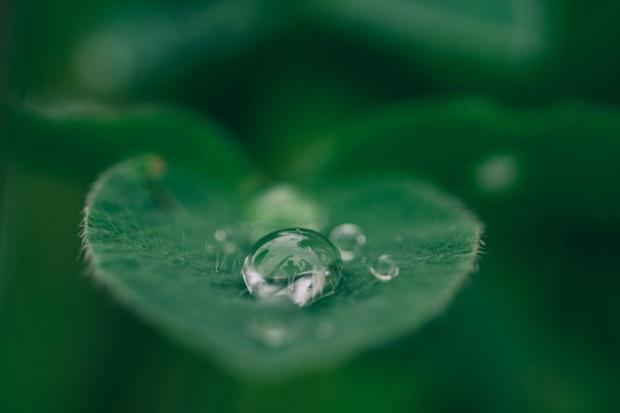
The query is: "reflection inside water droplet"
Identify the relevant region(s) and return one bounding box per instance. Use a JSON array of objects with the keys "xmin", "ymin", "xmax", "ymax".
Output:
[
  {"xmin": 242, "ymin": 228, "xmax": 342, "ymax": 307},
  {"xmin": 369, "ymin": 254, "xmax": 400, "ymax": 281},
  {"xmin": 329, "ymin": 223, "xmax": 366, "ymax": 262}
]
